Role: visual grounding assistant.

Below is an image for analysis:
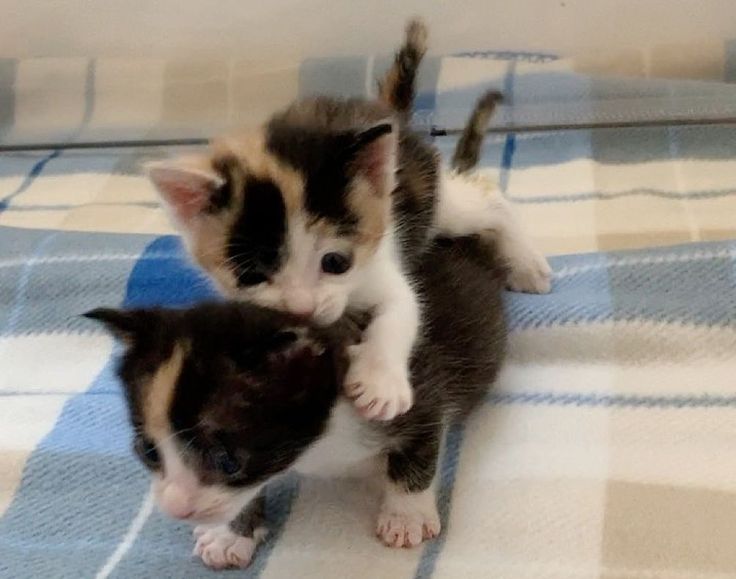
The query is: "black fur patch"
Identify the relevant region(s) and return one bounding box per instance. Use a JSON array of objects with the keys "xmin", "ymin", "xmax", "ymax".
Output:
[
  {"xmin": 391, "ymin": 129, "xmax": 440, "ymax": 265},
  {"xmin": 229, "ymin": 494, "xmax": 266, "ymax": 537},
  {"xmin": 386, "ymin": 424, "xmax": 441, "ymax": 492},
  {"xmin": 227, "ymin": 177, "xmax": 287, "ymax": 287},
  {"xmin": 99, "ymin": 301, "xmax": 342, "ymax": 488},
  {"xmin": 172, "ymin": 317, "xmax": 339, "ymax": 488},
  {"xmin": 265, "ymin": 120, "xmax": 359, "ymax": 232}
]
